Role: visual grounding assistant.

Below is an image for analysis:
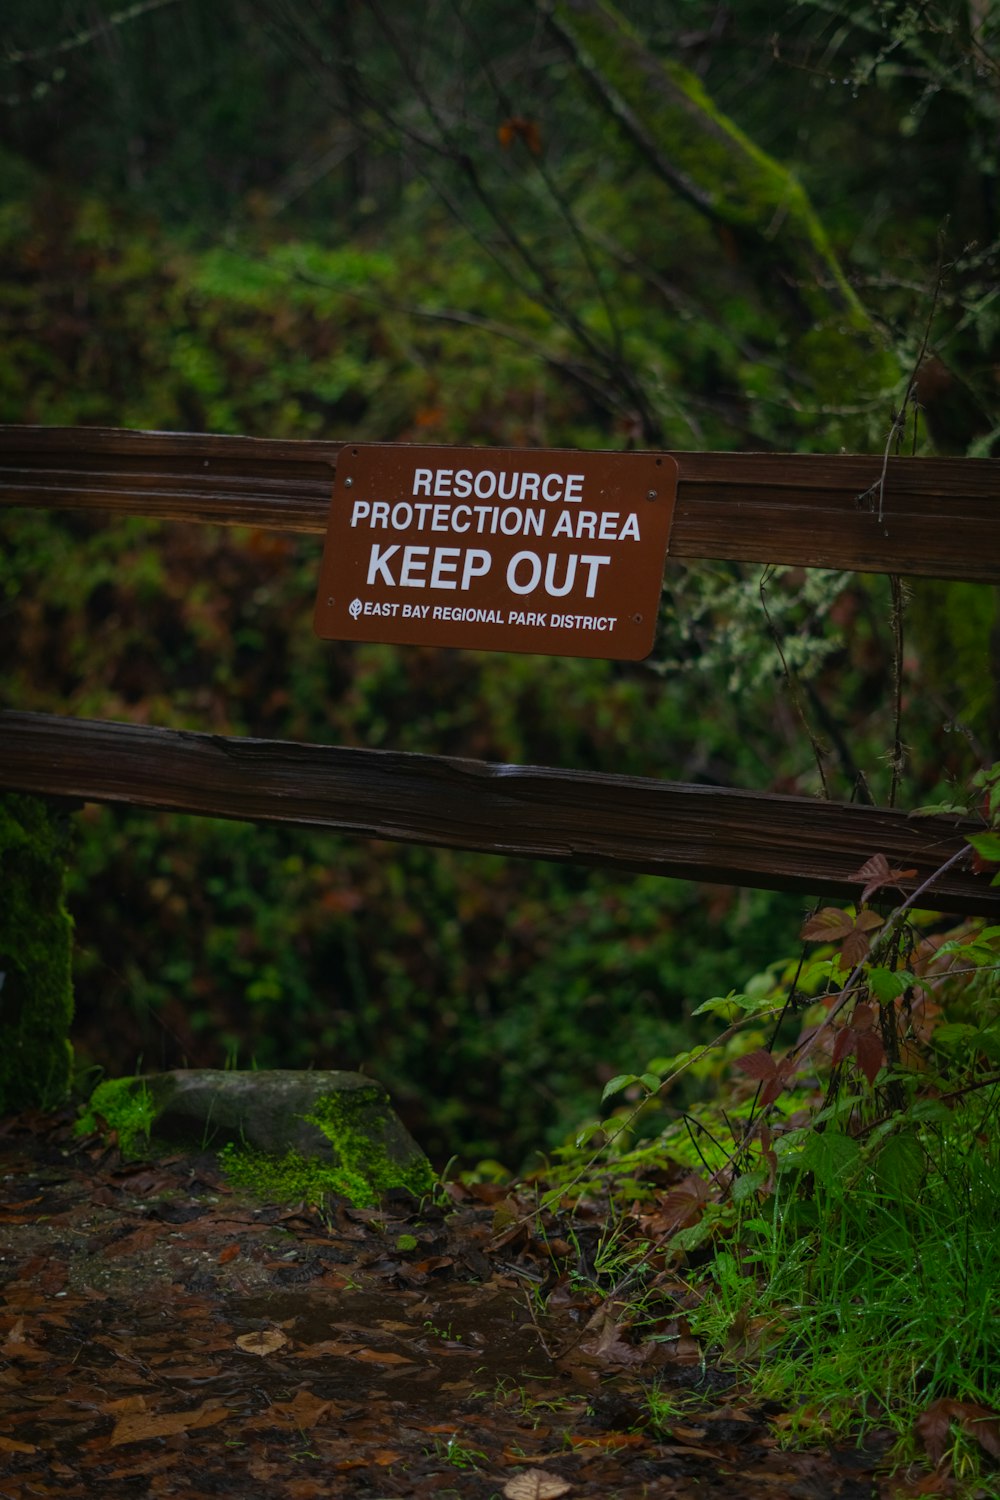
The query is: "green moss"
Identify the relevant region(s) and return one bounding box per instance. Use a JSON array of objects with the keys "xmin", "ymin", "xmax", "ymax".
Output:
[
  {"xmin": 303, "ymin": 1088, "xmax": 435, "ymax": 1200},
  {"xmin": 75, "ymin": 1077, "xmax": 156, "ymax": 1155},
  {"xmin": 0, "ymin": 794, "xmax": 74, "ymax": 1112},
  {"xmin": 218, "ymin": 1087, "xmax": 434, "ymax": 1210},
  {"xmin": 219, "ymin": 1142, "xmax": 379, "ymax": 1209},
  {"xmin": 551, "ymin": 0, "xmax": 901, "ymax": 415},
  {"xmin": 396, "ymin": 1233, "xmax": 418, "ymax": 1252}
]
